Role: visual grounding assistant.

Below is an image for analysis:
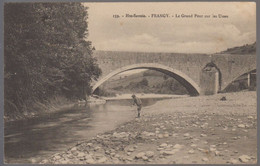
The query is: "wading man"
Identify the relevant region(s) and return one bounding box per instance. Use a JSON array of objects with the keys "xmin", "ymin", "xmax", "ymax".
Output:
[{"xmin": 132, "ymin": 94, "xmax": 142, "ymax": 118}]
